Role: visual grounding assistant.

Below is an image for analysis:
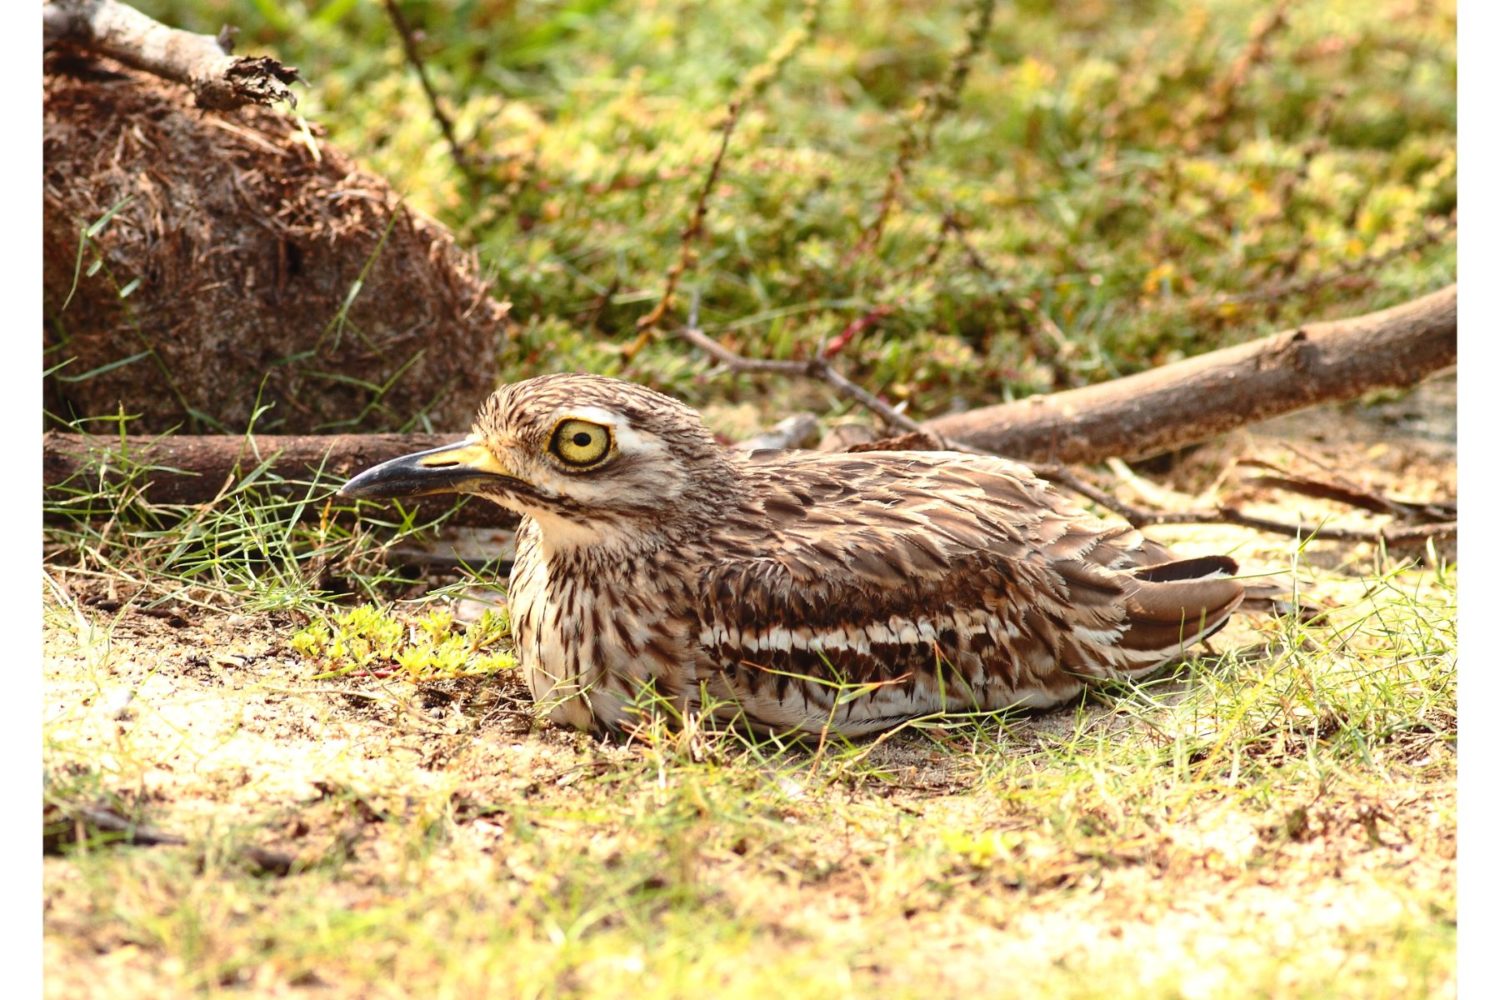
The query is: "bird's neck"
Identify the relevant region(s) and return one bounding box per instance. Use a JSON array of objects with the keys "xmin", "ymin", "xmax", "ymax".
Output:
[
  {"xmin": 527, "ymin": 511, "xmax": 616, "ymax": 557},
  {"xmin": 527, "ymin": 490, "xmax": 740, "ymax": 566},
  {"xmin": 526, "ymin": 509, "xmax": 695, "ymax": 565},
  {"xmin": 520, "ymin": 452, "xmax": 746, "ymax": 563}
]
